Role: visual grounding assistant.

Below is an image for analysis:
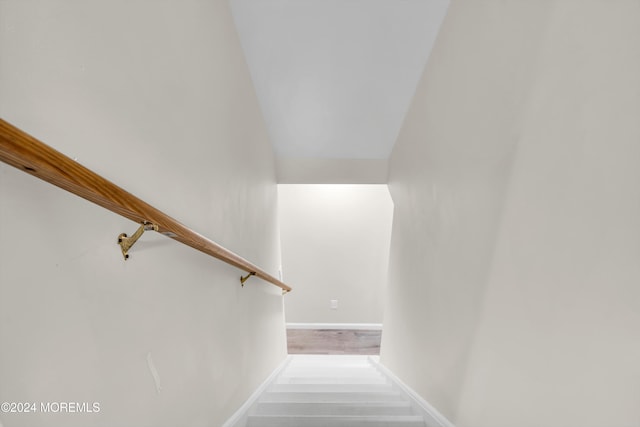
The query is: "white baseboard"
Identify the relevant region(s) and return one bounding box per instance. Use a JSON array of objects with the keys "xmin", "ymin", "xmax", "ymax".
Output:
[
  {"xmin": 286, "ymin": 322, "xmax": 383, "ymax": 330},
  {"xmin": 368, "ymin": 356, "xmax": 456, "ymax": 427},
  {"xmin": 221, "ymin": 355, "xmax": 292, "ymax": 427}
]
